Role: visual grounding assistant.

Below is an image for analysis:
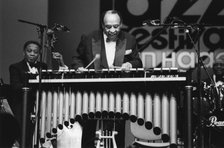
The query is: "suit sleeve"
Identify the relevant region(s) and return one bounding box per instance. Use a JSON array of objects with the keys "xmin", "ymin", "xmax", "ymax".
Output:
[
  {"xmin": 9, "ymin": 65, "xmax": 24, "ymax": 91},
  {"xmin": 124, "ymin": 36, "xmax": 143, "ymax": 68},
  {"xmin": 71, "ymin": 34, "xmax": 88, "ymax": 69}
]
